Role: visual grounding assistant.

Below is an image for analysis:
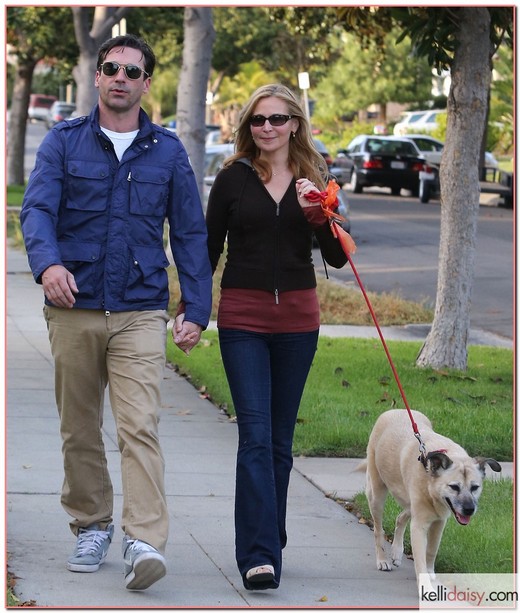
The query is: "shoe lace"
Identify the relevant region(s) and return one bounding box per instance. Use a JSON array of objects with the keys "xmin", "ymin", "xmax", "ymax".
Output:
[
  {"xmin": 127, "ymin": 539, "xmax": 155, "ymax": 554},
  {"xmin": 76, "ymin": 529, "xmax": 110, "ymax": 555}
]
